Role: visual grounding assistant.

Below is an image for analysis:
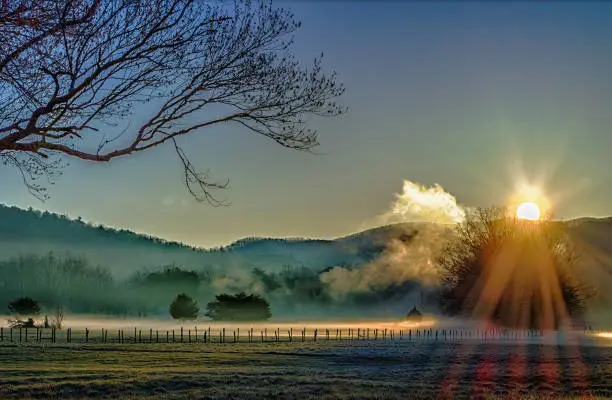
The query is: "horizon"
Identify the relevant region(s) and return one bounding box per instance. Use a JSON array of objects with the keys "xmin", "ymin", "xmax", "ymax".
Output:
[{"xmin": 1, "ymin": 201, "xmax": 609, "ymax": 250}]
